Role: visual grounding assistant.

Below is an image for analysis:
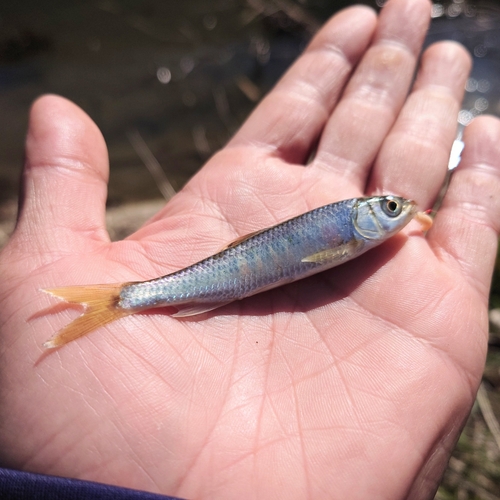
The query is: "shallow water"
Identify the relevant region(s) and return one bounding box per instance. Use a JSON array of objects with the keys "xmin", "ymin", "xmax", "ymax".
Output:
[
  {"xmin": 1, "ymin": 0, "xmax": 499, "ymax": 208},
  {"xmin": 0, "ymin": 0, "xmax": 347, "ymax": 205}
]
